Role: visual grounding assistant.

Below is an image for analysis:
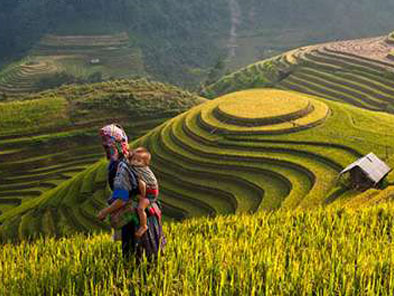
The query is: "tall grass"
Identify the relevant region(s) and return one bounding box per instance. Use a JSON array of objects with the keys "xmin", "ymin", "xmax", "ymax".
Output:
[{"xmin": 2, "ymin": 205, "xmax": 394, "ymax": 295}]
